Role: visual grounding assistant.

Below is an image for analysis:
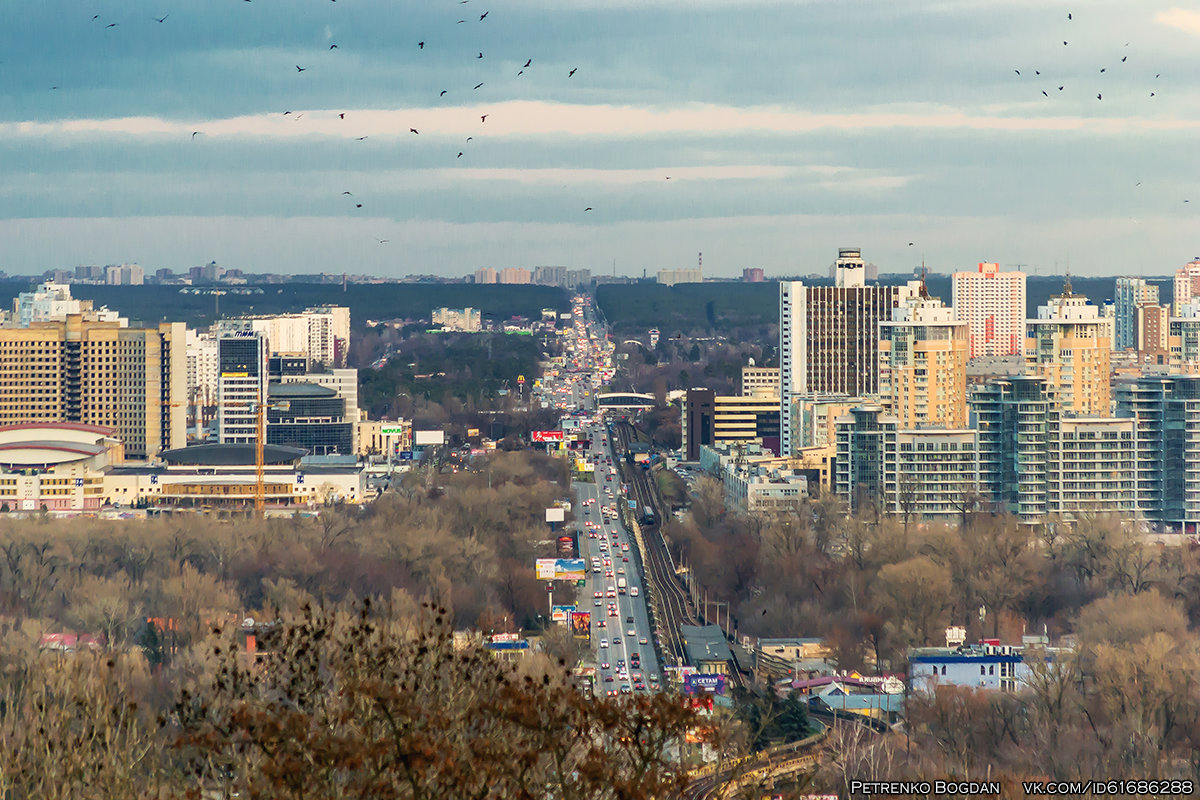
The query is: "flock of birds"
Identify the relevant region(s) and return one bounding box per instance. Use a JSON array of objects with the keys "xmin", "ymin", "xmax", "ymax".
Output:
[
  {"xmin": 80, "ymin": 2, "xmax": 592, "ymax": 229},
  {"xmin": 1014, "ymin": 11, "xmax": 1161, "ymax": 103},
  {"xmin": 55, "ymin": 4, "xmax": 1194, "ymax": 247},
  {"xmin": 1009, "ymin": 10, "xmax": 1189, "ymax": 204}
]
